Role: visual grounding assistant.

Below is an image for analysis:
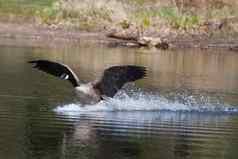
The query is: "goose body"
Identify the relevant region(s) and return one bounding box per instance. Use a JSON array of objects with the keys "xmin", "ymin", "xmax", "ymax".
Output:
[
  {"xmin": 29, "ymin": 60, "xmax": 146, "ymax": 105},
  {"xmin": 75, "ymin": 83, "xmax": 101, "ymax": 104}
]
